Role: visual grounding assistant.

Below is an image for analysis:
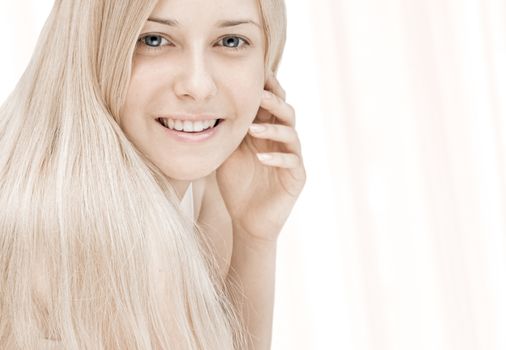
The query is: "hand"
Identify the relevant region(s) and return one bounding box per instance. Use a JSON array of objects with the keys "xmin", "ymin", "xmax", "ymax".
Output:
[{"xmin": 216, "ymin": 72, "xmax": 306, "ymax": 242}]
